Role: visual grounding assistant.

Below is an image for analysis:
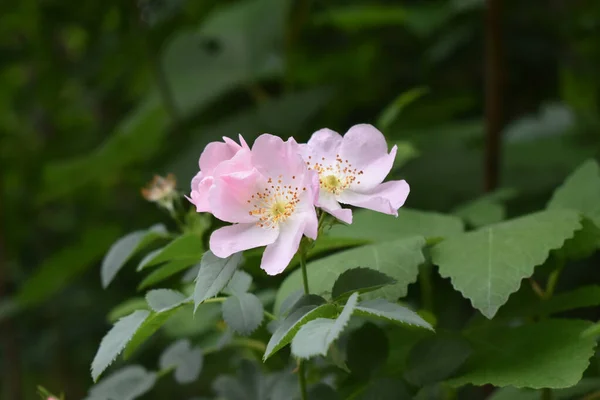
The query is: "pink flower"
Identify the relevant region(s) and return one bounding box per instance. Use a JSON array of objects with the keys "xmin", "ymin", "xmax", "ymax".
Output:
[
  {"xmin": 188, "ymin": 135, "xmax": 250, "ymax": 212},
  {"xmin": 299, "ymin": 124, "xmax": 409, "ymax": 223},
  {"xmin": 208, "ymin": 134, "xmax": 319, "ymax": 275}
]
